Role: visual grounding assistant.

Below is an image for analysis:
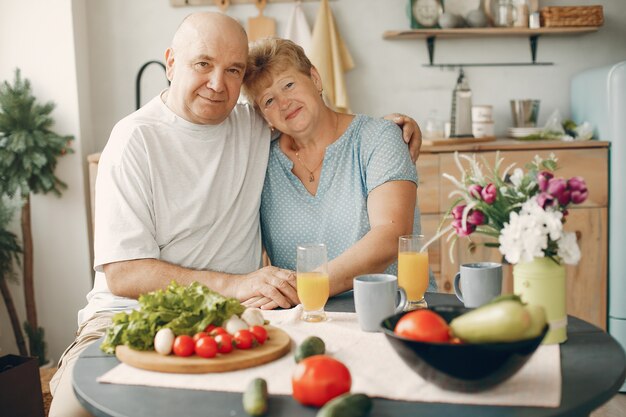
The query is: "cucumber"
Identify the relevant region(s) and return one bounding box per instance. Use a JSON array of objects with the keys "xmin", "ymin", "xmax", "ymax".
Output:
[
  {"xmin": 450, "ymin": 300, "xmax": 531, "ymax": 343},
  {"xmin": 294, "ymin": 336, "xmax": 325, "ymax": 363},
  {"xmin": 316, "ymin": 393, "xmax": 373, "ymax": 417},
  {"xmin": 243, "ymin": 378, "xmax": 268, "ymax": 416}
]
